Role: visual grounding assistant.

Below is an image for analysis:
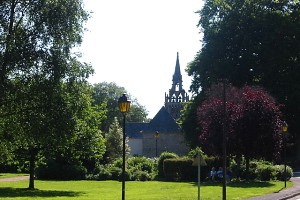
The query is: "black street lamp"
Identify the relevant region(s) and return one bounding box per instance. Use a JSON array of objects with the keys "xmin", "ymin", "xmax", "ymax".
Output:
[
  {"xmin": 155, "ymin": 131, "xmax": 159, "ymax": 157},
  {"xmin": 282, "ymin": 121, "xmax": 288, "ymax": 188},
  {"xmin": 222, "ymin": 80, "xmax": 227, "ymax": 200},
  {"xmin": 118, "ymin": 93, "xmax": 131, "ymax": 200}
]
